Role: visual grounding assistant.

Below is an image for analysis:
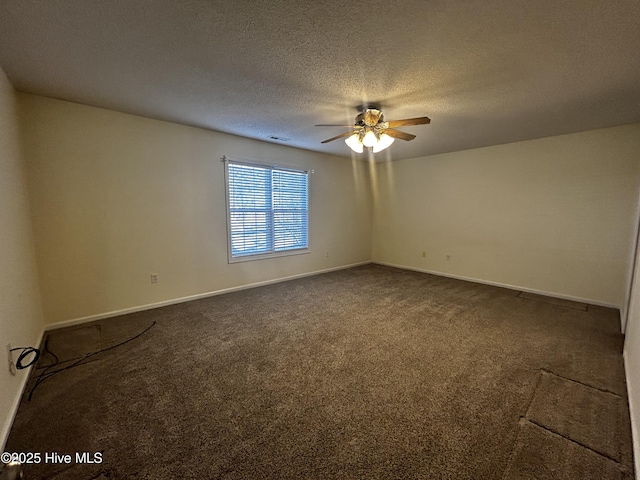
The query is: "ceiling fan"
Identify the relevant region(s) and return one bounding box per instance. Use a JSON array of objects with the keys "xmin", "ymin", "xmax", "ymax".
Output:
[{"xmin": 316, "ymin": 106, "xmax": 431, "ymax": 153}]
